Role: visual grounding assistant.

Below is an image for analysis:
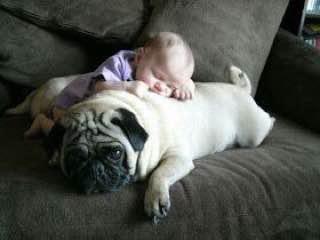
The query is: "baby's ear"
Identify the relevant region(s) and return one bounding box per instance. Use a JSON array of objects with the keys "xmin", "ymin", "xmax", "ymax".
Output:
[{"xmin": 136, "ymin": 47, "xmax": 144, "ymax": 54}]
